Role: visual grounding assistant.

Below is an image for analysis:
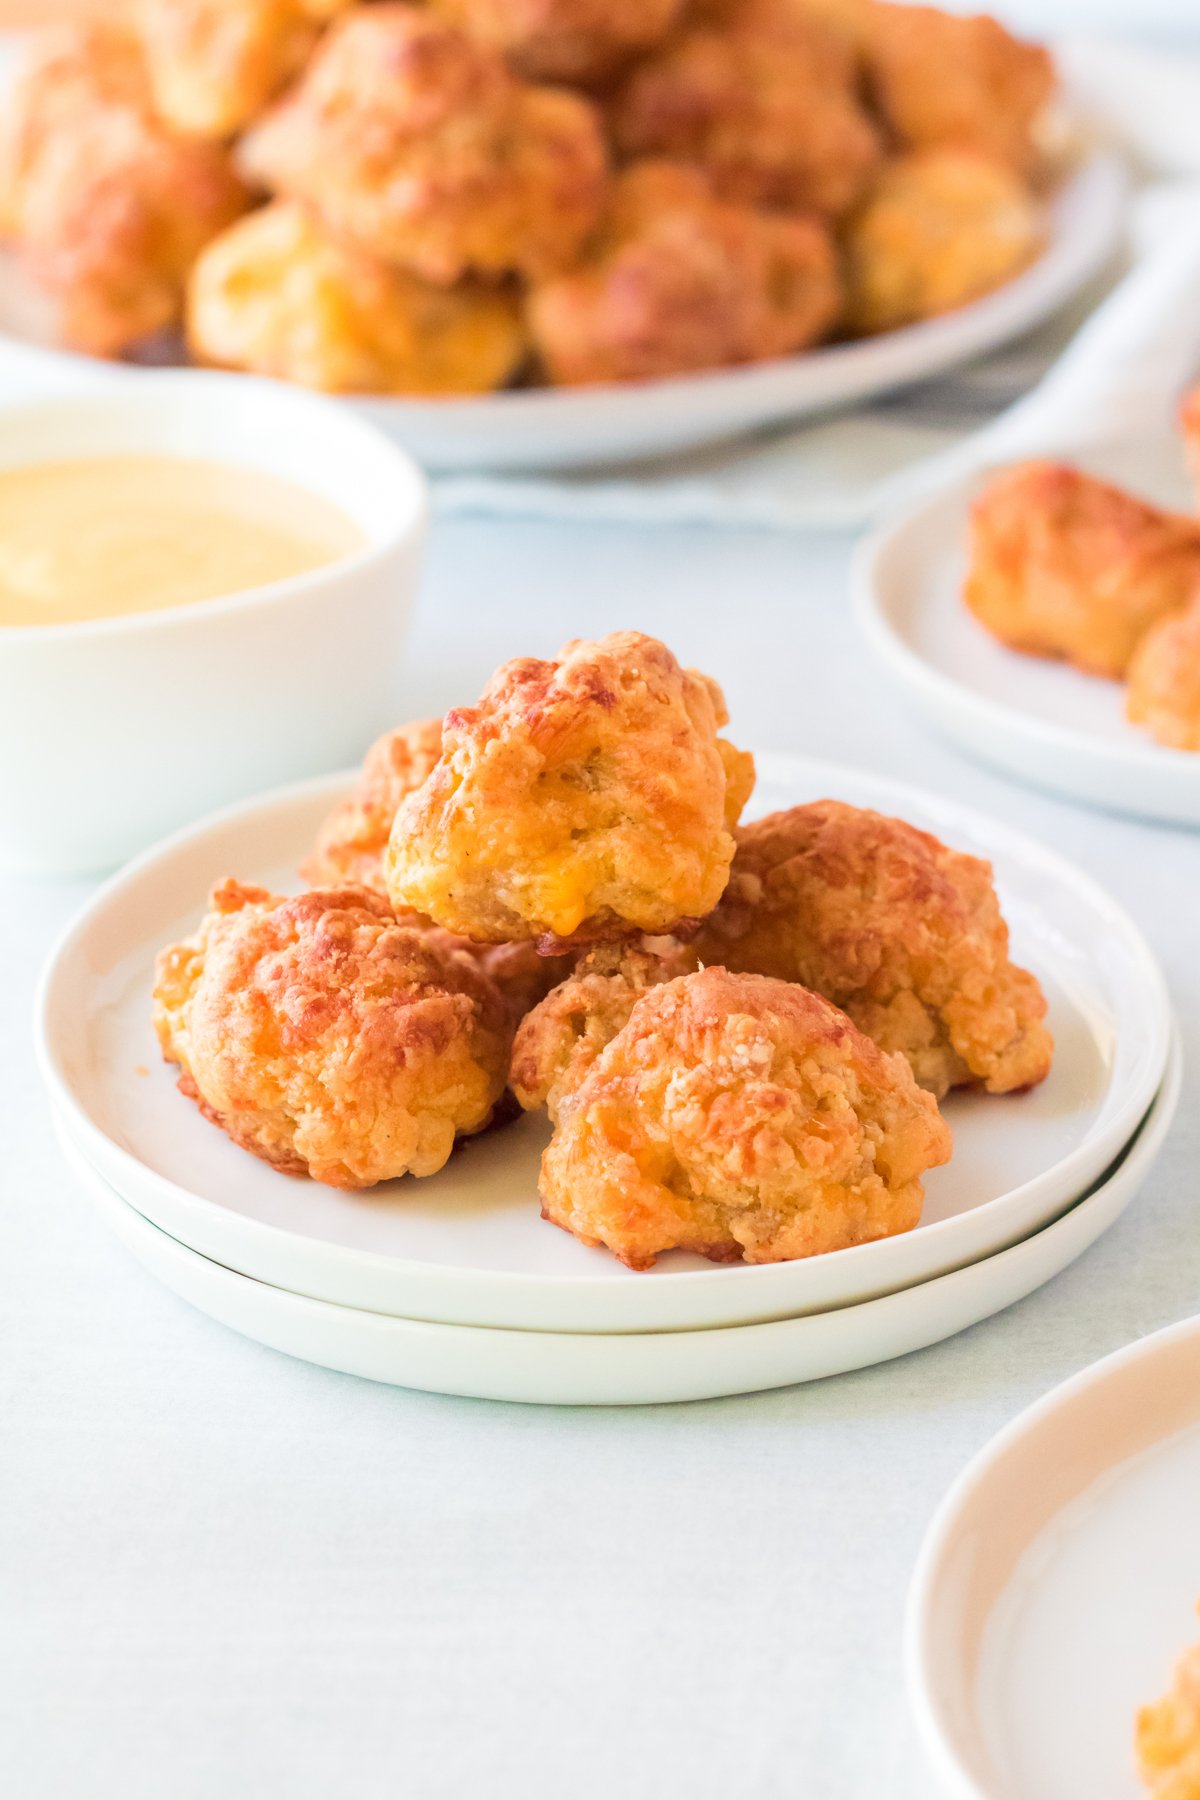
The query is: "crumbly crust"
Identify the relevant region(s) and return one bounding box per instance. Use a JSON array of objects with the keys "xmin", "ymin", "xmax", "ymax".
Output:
[
  {"xmin": 538, "ymin": 966, "xmax": 953, "ymax": 1269},
  {"xmin": 694, "ymin": 801, "xmax": 1053, "ymax": 1098},
  {"xmin": 153, "ymin": 879, "xmax": 512, "ymax": 1187},
  {"xmin": 384, "ymin": 630, "xmax": 754, "ymax": 944},
  {"xmin": 237, "ymin": 5, "xmax": 608, "ymax": 285},
  {"xmin": 843, "ymin": 148, "xmax": 1043, "ymax": 335},
  {"xmin": 528, "ymin": 160, "xmax": 840, "ymax": 386}
]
